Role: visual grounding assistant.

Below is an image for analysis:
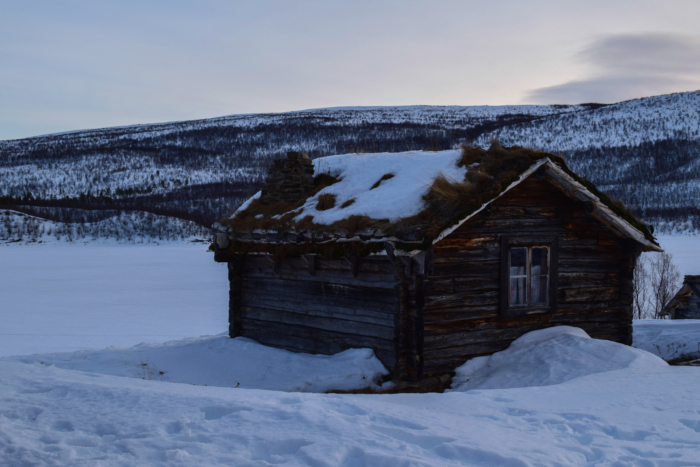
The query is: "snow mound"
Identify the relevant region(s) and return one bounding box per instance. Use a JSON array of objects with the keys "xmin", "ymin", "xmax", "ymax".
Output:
[
  {"xmin": 634, "ymin": 319, "xmax": 700, "ymax": 362},
  {"xmin": 450, "ymin": 326, "xmax": 666, "ymax": 392},
  {"xmin": 3, "ymin": 335, "xmax": 388, "ymax": 393}
]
